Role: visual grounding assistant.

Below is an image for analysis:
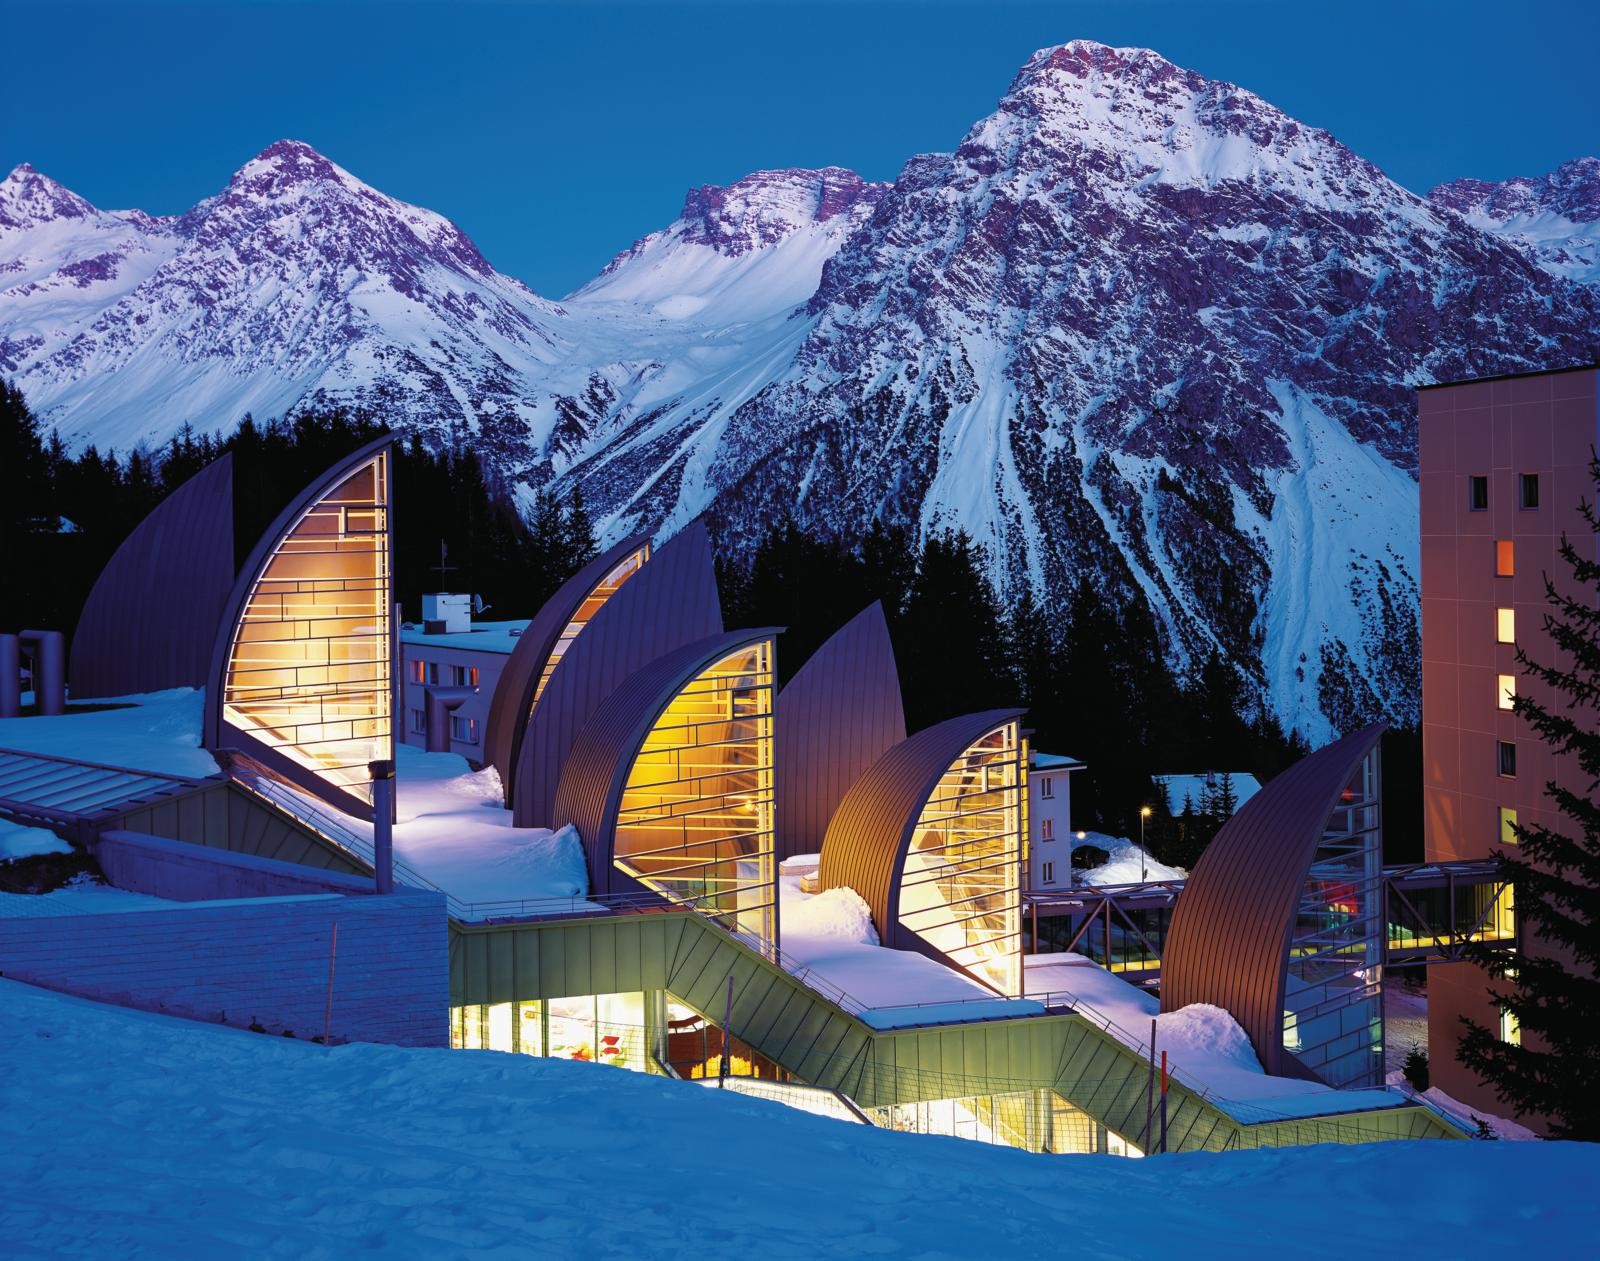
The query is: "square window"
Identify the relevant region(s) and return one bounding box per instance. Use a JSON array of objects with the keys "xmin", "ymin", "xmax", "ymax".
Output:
[
  {"xmin": 1041, "ymin": 861, "xmax": 1056, "ymax": 885},
  {"xmin": 449, "ymin": 664, "xmax": 466, "ymax": 686},
  {"xmin": 1496, "ymin": 608, "xmax": 1515, "ymax": 644},
  {"xmin": 1497, "ymin": 740, "xmax": 1517, "ymax": 778},
  {"xmin": 1519, "ymin": 473, "xmax": 1539, "ymax": 510},
  {"xmin": 1497, "ymin": 674, "xmax": 1516, "ymax": 710},
  {"xmin": 1468, "ymin": 475, "xmax": 1489, "ymax": 511},
  {"xmin": 1040, "ymin": 776, "xmax": 1054, "ymax": 800},
  {"xmin": 450, "ymin": 715, "xmax": 479, "ymax": 744},
  {"xmin": 1040, "ymin": 817, "xmax": 1054, "ymax": 841},
  {"xmin": 1499, "ymin": 806, "xmax": 1519, "ymax": 847},
  {"xmin": 1496, "ymin": 540, "xmax": 1515, "ymax": 577}
]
